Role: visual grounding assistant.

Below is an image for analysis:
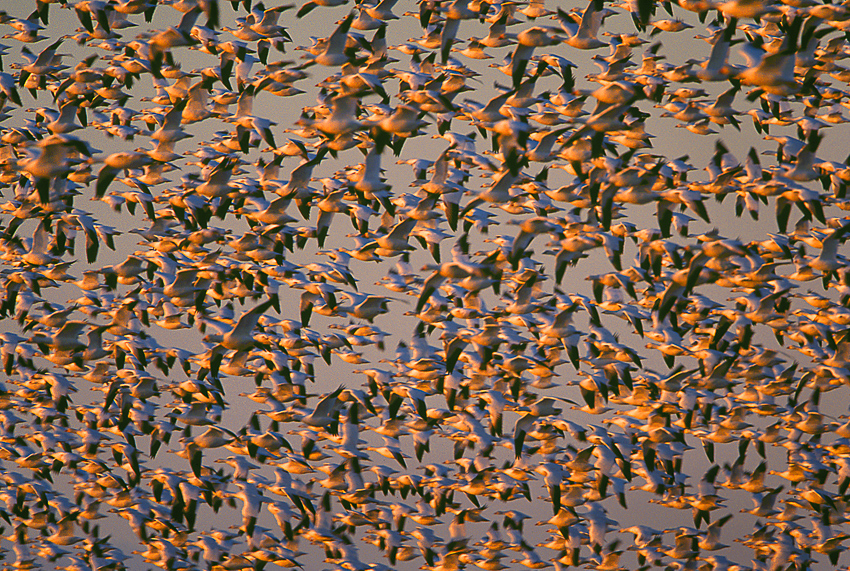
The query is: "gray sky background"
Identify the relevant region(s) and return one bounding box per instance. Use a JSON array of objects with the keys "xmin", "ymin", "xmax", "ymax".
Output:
[{"xmin": 1, "ymin": 0, "xmax": 849, "ymax": 570}]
